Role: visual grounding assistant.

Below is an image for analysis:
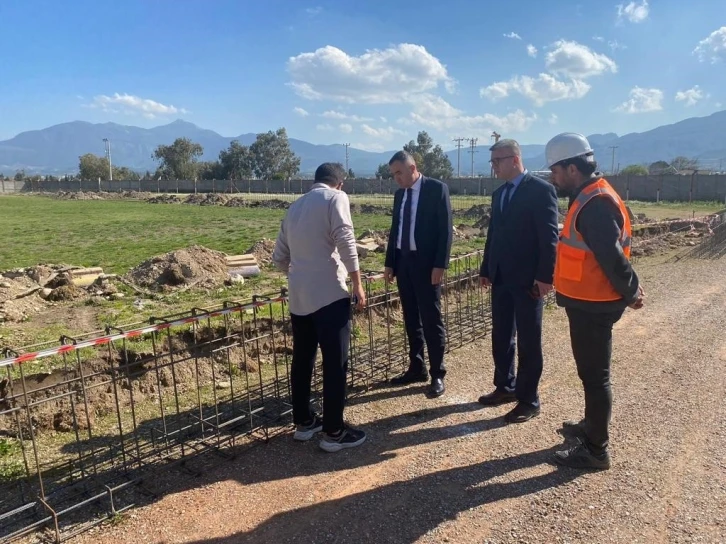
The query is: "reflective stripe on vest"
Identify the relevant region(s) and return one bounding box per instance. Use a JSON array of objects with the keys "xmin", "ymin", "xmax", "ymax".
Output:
[{"xmin": 554, "ymin": 178, "xmax": 632, "ymax": 302}]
